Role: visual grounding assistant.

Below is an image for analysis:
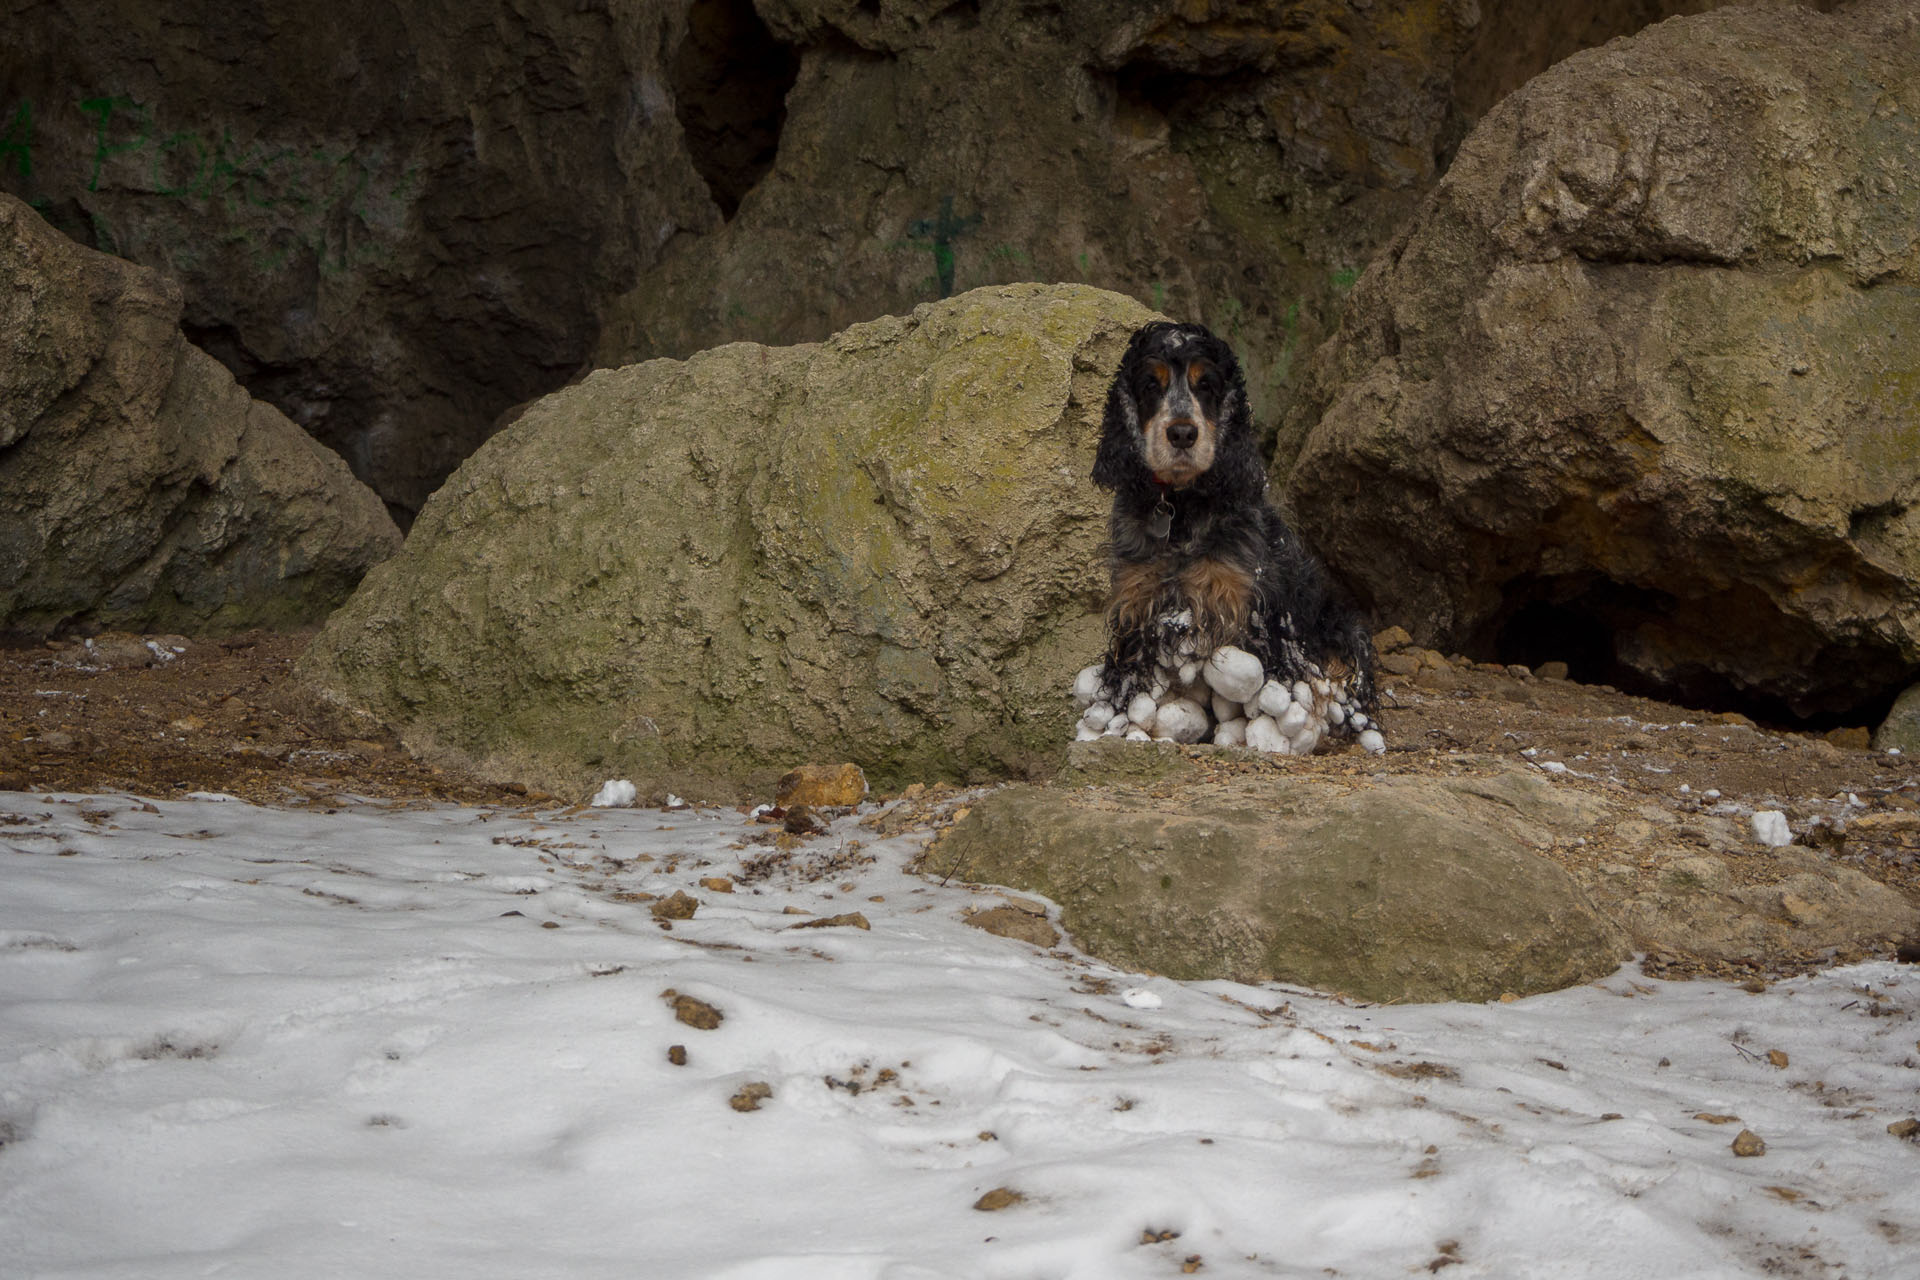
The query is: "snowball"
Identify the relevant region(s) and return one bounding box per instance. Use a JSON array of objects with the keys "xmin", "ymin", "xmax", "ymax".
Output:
[
  {"xmin": 1178, "ymin": 660, "xmax": 1202, "ymax": 686},
  {"xmin": 1328, "ymin": 701, "xmax": 1346, "ymax": 726},
  {"xmin": 1122, "ymin": 988, "xmax": 1163, "ymax": 1010},
  {"xmin": 1289, "ymin": 724, "xmax": 1321, "ymax": 756},
  {"xmin": 1075, "ymin": 723, "xmax": 1102, "ymax": 742},
  {"xmin": 1751, "ymin": 810, "xmax": 1793, "ymax": 847},
  {"xmin": 1149, "ymin": 679, "xmax": 1169, "ymax": 701},
  {"xmin": 1103, "ymin": 716, "xmax": 1131, "ymax": 737},
  {"xmin": 1152, "ymin": 698, "xmax": 1210, "ymax": 744},
  {"xmin": 1358, "ymin": 728, "xmax": 1386, "ymax": 754},
  {"xmin": 589, "ymin": 779, "xmax": 637, "ymax": 808},
  {"xmin": 1081, "ymin": 701, "xmax": 1115, "ymax": 732},
  {"xmin": 1292, "ymin": 680, "xmax": 1314, "ymax": 707},
  {"xmin": 1212, "ymin": 718, "xmax": 1247, "ymax": 748},
  {"xmin": 1276, "ymin": 702, "xmax": 1309, "ymax": 736},
  {"xmin": 1350, "ymin": 712, "xmax": 1369, "ymax": 729},
  {"xmin": 1254, "ymin": 679, "xmax": 1292, "ymax": 718},
  {"xmin": 1127, "ymin": 692, "xmax": 1158, "ymax": 726},
  {"xmin": 1072, "ymin": 665, "xmax": 1104, "ymax": 709},
  {"xmin": 1202, "ymin": 646, "xmax": 1264, "ymax": 702},
  {"xmin": 1245, "ymin": 715, "xmax": 1290, "ymax": 754},
  {"xmin": 1125, "ymin": 727, "xmax": 1151, "ymax": 742},
  {"xmin": 1211, "ymin": 692, "xmax": 1241, "ymax": 723}
]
